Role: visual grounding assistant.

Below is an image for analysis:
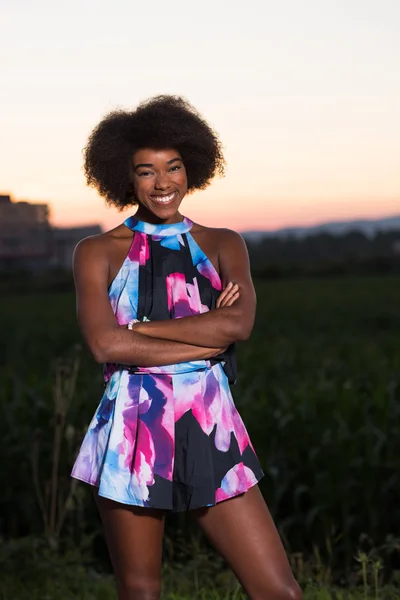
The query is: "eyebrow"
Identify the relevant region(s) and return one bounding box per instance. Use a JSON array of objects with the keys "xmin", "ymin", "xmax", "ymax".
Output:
[{"xmin": 134, "ymin": 157, "xmax": 182, "ymax": 169}]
